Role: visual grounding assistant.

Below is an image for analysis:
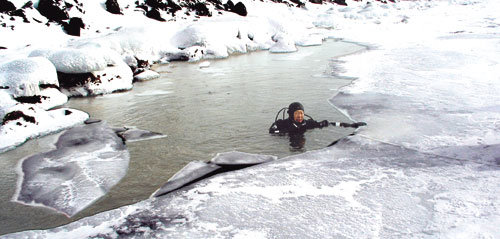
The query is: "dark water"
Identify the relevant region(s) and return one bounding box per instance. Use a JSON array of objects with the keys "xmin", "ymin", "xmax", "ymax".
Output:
[{"xmin": 0, "ymin": 40, "xmax": 366, "ymax": 235}]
